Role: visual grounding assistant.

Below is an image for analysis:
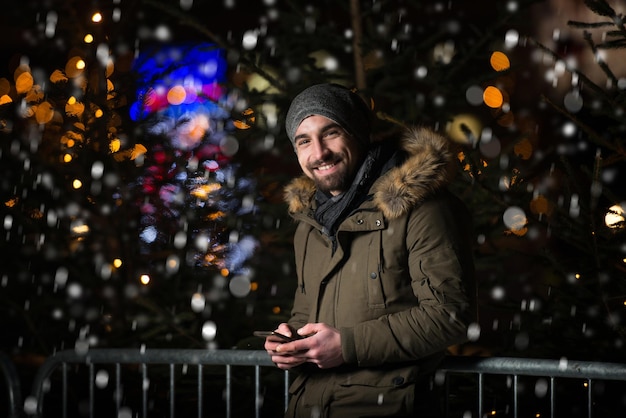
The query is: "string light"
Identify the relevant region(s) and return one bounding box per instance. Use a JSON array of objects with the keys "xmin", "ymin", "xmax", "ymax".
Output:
[
  {"xmin": 92, "ymin": 12, "xmax": 103, "ymax": 23},
  {"xmin": 140, "ymin": 274, "xmax": 150, "ymax": 285}
]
